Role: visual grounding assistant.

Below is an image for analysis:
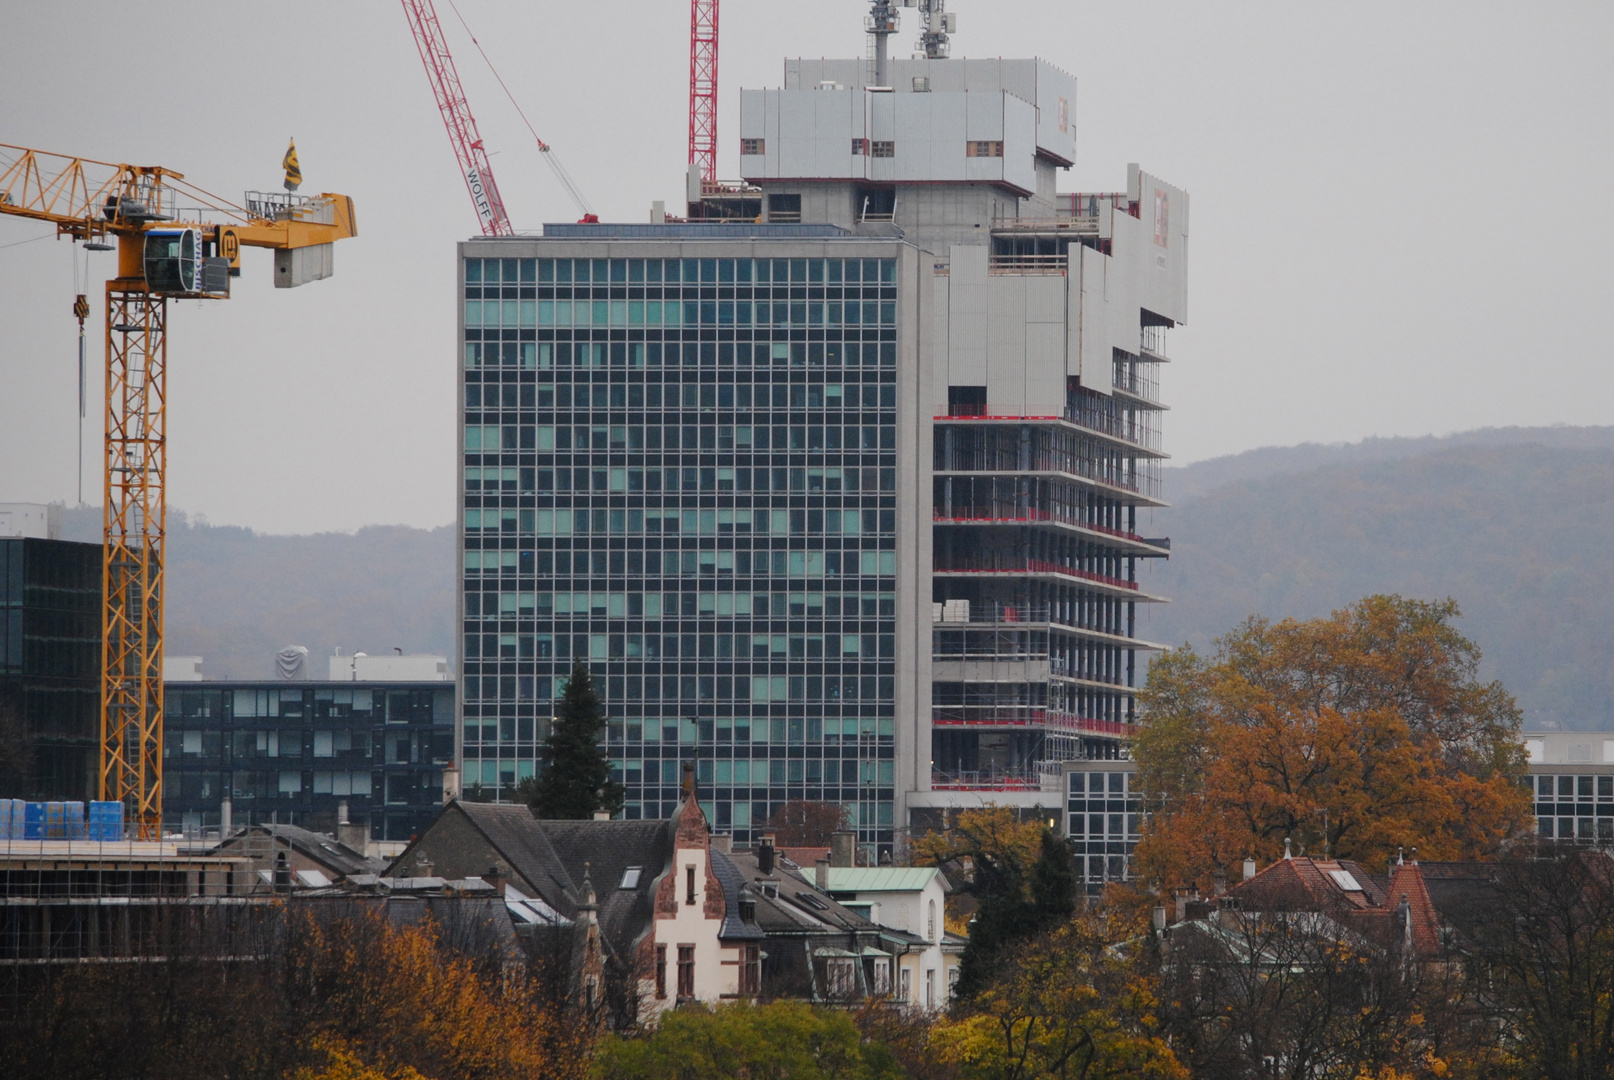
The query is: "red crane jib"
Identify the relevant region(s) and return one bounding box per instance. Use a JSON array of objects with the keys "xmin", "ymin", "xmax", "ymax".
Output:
[
  {"xmin": 689, "ymin": 0, "xmax": 719, "ymax": 186},
  {"xmin": 401, "ymin": 0, "xmax": 516, "ymax": 237}
]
